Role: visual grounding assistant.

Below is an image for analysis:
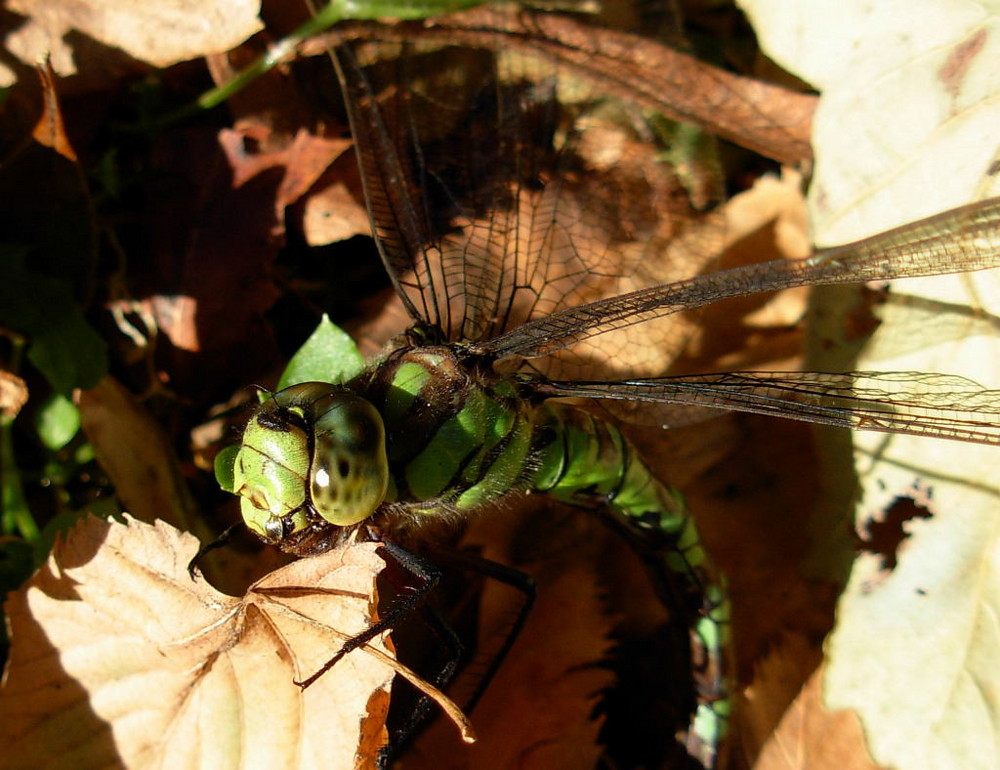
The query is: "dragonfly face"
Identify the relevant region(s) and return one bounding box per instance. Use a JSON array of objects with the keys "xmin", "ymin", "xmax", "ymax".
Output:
[{"xmin": 232, "ymin": 382, "xmax": 389, "ymax": 549}]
